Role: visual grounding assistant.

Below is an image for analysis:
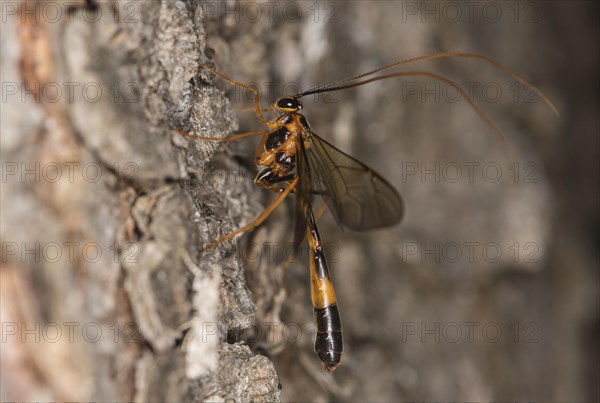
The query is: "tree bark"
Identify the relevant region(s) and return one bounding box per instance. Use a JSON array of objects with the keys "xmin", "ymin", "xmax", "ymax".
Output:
[
  {"xmin": 2, "ymin": 1, "xmax": 278, "ymax": 401},
  {"xmin": 1, "ymin": 1, "xmax": 598, "ymax": 402}
]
